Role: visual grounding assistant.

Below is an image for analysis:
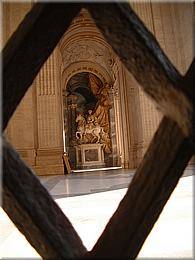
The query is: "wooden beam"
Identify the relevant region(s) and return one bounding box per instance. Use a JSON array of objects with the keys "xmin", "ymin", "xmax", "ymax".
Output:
[
  {"xmin": 87, "ymin": 117, "xmax": 193, "ymax": 258},
  {"xmin": 3, "ymin": 3, "xmax": 82, "ymax": 130},
  {"xmin": 179, "ymin": 60, "xmax": 195, "ymax": 148},
  {"xmin": 86, "ymin": 3, "xmax": 194, "ymax": 139},
  {"xmin": 86, "ymin": 6, "xmax": 195, "ymax": 256},
  {"xmin": 3, "ymin": 139, "xmax": 87, "ymax": 258},
  {"xmin": 181, "ymin": 59, "xmax": 195, "ymax": 99}
]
